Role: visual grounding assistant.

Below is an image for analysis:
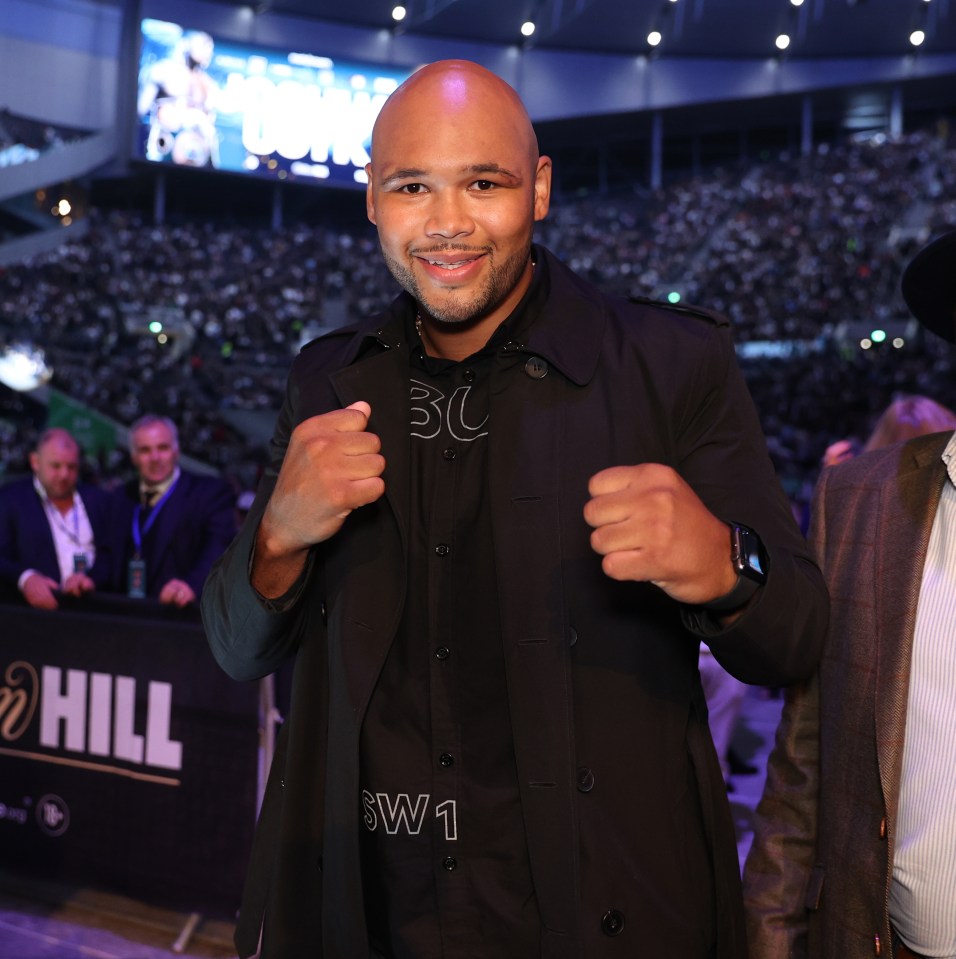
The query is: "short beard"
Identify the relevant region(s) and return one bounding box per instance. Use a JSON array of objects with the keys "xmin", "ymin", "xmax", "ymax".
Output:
[{"xmin": 381, "ymin": 240, "xmax": 532, "ymax": 329}]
